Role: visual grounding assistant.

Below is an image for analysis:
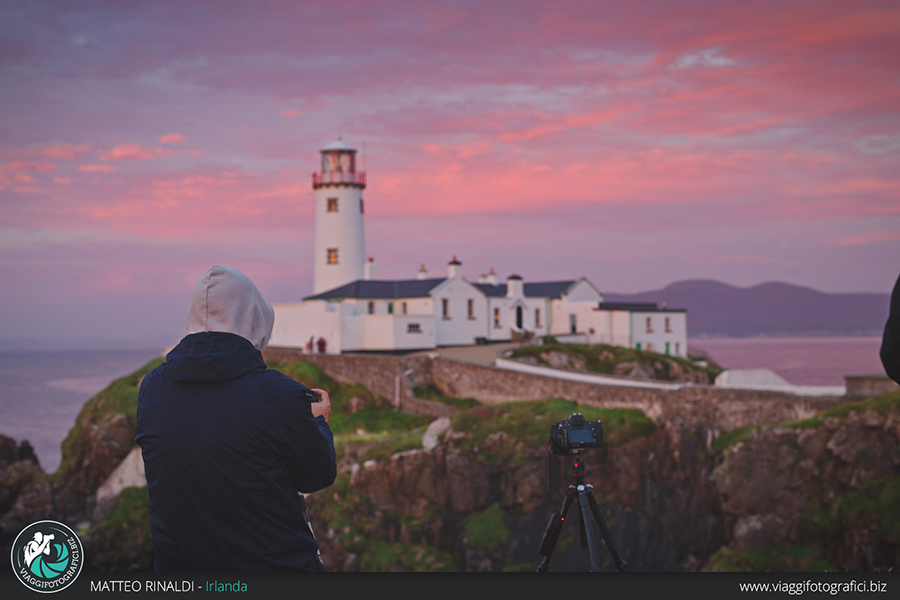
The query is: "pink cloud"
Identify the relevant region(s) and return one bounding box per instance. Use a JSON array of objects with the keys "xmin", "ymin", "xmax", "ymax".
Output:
[
  {"xmin": 99, "ymin": 143, "xmax": 170, "ymax": 161},
  {"xmin": 41, "ymin": 144, "xmax": 92, "ymax": 159},
  {"xmin": 78, "ymin": 164, "xmax": 116, "ymax": 173},
  {"xmin": 158, "ymin": 133, "xmax": 188, "ymax": 144},
  {"xmin": 0, "ymin": 161, "xmax": 56, "ymax": 190},
  {"xmin": 836, "ymin": 230, "xmax": 900, "ymax": 247}
]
